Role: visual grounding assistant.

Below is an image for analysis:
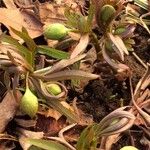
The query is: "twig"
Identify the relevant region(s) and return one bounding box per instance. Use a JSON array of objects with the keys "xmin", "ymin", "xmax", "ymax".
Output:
[
  {"xmin": 47, "ymin": 123, "xmax": 77, "ymax": 150},
  {"xmin": 132, "ymin": 52, "xmax": 147, "ymax": 69}
]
